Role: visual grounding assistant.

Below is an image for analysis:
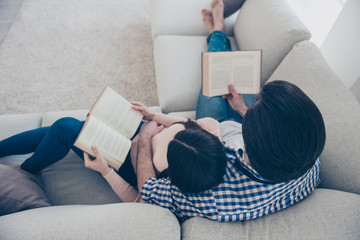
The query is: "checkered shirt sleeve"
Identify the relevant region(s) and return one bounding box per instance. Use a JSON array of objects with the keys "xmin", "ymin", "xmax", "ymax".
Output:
[{"xmin": 140, "ymin": 147, "xmax": 321, "ymax": 222}]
